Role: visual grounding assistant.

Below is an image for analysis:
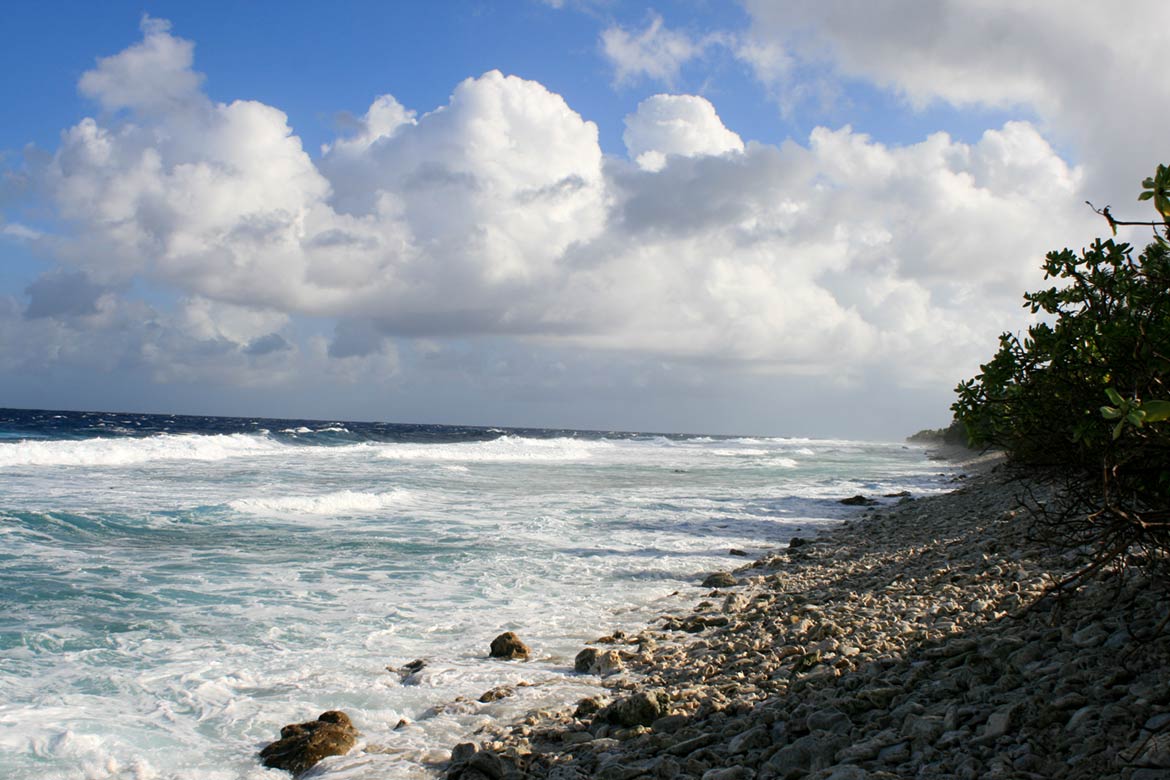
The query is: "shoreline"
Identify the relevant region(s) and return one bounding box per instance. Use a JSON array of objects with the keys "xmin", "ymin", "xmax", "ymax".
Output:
[{"xmin": 444, "ymin": 454, "xmax": 1170, "ymax": 779}]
